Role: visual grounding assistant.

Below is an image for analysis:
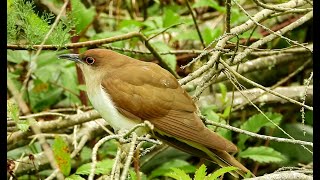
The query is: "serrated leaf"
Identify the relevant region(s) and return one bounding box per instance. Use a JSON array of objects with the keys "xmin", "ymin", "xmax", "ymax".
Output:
[
  {"xmin": 238, "ymin": 112, "xmax": 282, "ymax": 149},
  {"xmin": 76, "ymin": 159, "xmax": 114, "ymax": 175},
  {"xmin": 194, "ymin": 164, "xmax": 207, "ymax": 180},
  {"xmin": 165, "ymin": 168, "xmax": 192, "ymax": 180},
  {"xmin": 207, "ymin": 166, "xmax": 238, "ymax": 180},
  {"xmin": 239, "ymin": 147, "xmax": 286, "ymax": 163},
  {"xmin": 149, "ymin": 159, "xmax": 196, "ymax": 179},
  {"xmin": 53, "ymin": 136, "xmax": 71, "ymax": 176}
]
